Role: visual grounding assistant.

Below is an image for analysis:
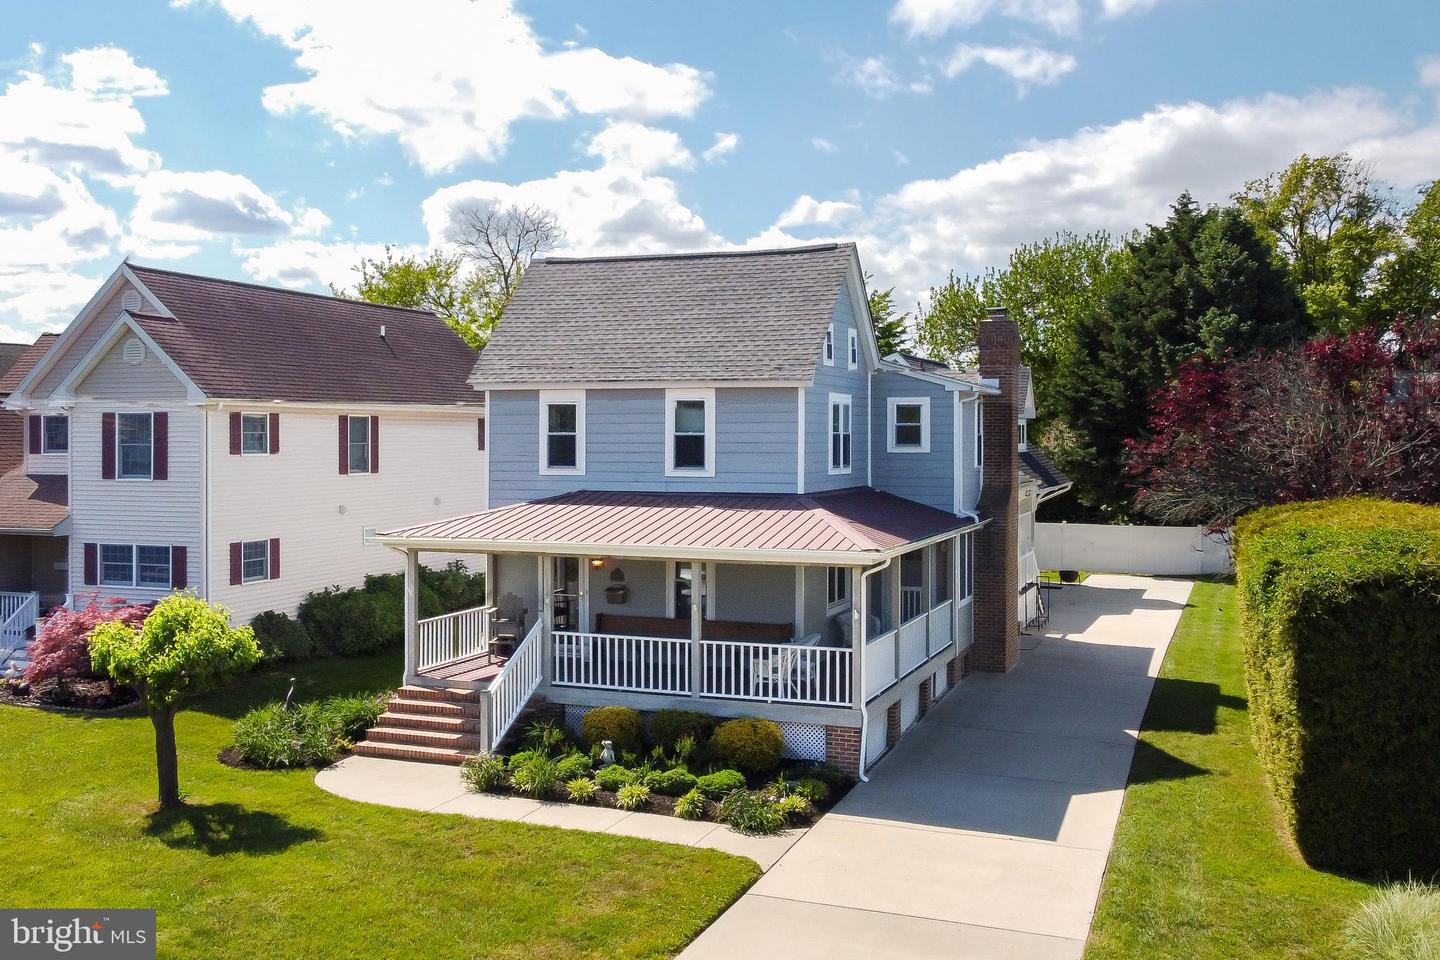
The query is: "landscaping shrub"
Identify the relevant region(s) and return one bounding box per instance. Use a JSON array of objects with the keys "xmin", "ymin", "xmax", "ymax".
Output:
[
  {"xmin": 649, "ymin": 709, "xmax": 713, "ymax": 750},
  {"xmin": 580, "ymin": 706, "xmax": 643, "ymax": 754},
  {"xmin": 231, "ymin": 692, "xmax": 383, "ymax": 769},
  {"xmin": 555, "ymin": 751, "xmax": 592, "ymax": 781},
  {"xmin": 710, "ymin": 717, "xmax": 783, "ymax": 777},
  {"xmin": 594, "ymin": 765, "xmax": 635, "ymax": 792},
  {"xmin": 297, "ymin": 562, "xmax": 486, "ymax": 658},
  {"xmin": 25, "ymin": 597, "xmax": 148, "ymax": 687},
  {"xmin": 508, "ymin": 753, "xmax": 560, "ymax": 798},
  {"xmin": 719, "ymin": 790, "xmax": 785, "ymax": 835},
  {"xmin": 696, "ymin": 769, "xmax": 746, "ymax": 799},
  {"xmin": 615, "ymin": 783, "xmax": 651, "ymax": 811},
  {"xmin": 643, "ymin": 767, "xmax": 698, "ymax": 797},
  {"xmin": 1342, "ymin": 880, "xmax": 1440, "ymax": 960},
  {"xmin": 522, "ymin": 719, "xmax": 569, "ymax": 757},
  {"xmin": 1235, "ymin": 498, "xmax": 1440, "ymax": 874},
  {"xmin": 249, "ymin": 610, "xmax": 313, "ymax": 662},
  {"xmin": 565, "ymin": 777, "xmax": 597, "ymax": 804},
  {"xmin": 792, "ymin": 777, "xmax": 830, "ymax": 804},
  {"xmin": 674, "ymin": 788, "xmax": 707, "ymax": 820},
  {"xmin": 460, "ymin": 753, "xmax": 507, "ymax": 792},
  {"xmin": 773, "ymin": 794, "xmax": 812, "ymax": 823}
]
